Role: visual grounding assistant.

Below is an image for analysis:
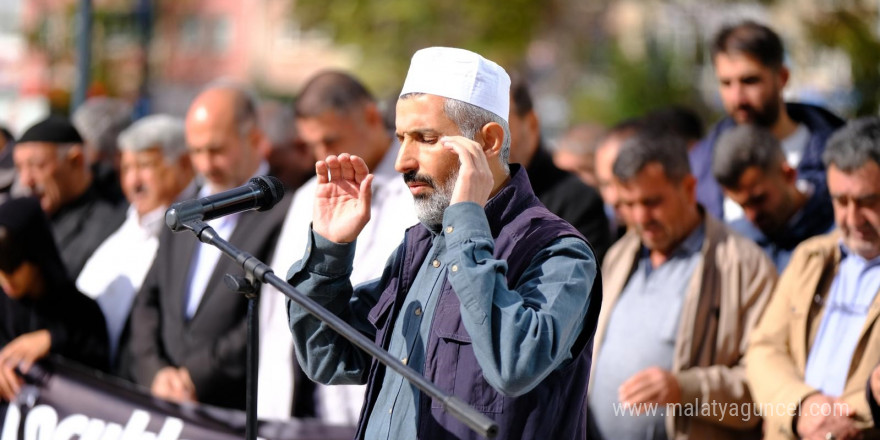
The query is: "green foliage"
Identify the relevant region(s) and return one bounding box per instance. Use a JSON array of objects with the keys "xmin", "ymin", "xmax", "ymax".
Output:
[
  {"xmin": 569, "ymin": 41, "xmax": 711, "ymax": 126},
  {"xmin": 804, "ymin": 8, "xmax": 880, "ymax": 116},
  {"xmin": 295, "ymin": 0, "xmax": 546, "ymax": 96}
]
